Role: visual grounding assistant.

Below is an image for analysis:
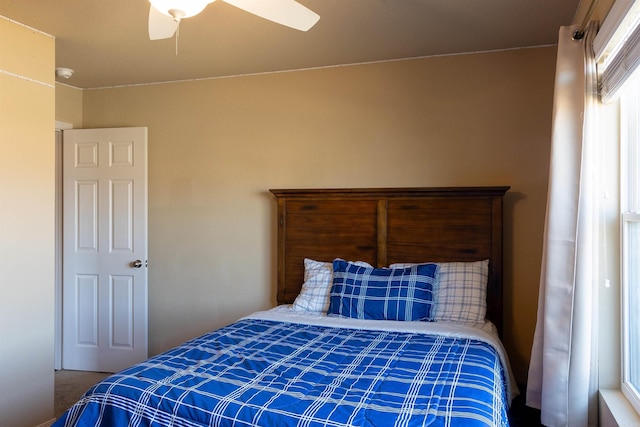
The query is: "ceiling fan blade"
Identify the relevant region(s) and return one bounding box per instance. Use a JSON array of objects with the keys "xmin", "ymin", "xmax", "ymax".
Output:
[
  {"xmin": 223, "ymin": 0, "xmax": 319, "ymax": 31},
  {"xmin": 148, "ymin": 5, "xmax": 179, "ymax": 40}
]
